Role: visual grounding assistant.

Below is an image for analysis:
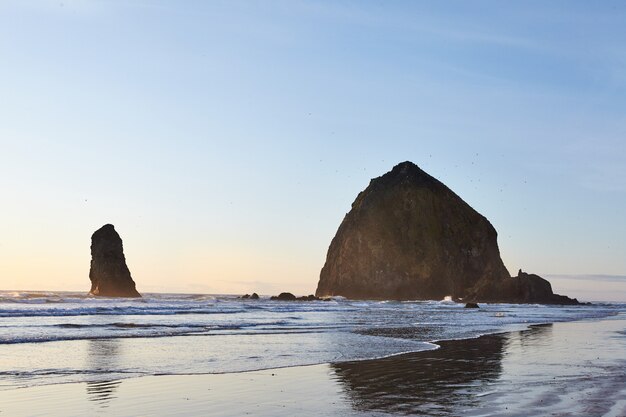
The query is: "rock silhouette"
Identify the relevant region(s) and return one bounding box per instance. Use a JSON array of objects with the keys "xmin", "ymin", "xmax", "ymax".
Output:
[
  {"xmin": 269, "ymin": 293, "xmax": 322, "ymax": 301},
  {"xmin": 270, "ymin": 292, "xmax": 297, "ymax": 301},
  {"xmin": 89, "ymin": 224, "xmax": 140, "ymax": 297},
  {"xmin": 240, "ymin": 293, "xmax": 260, "ymax": 300},
  {"xmin": 316, "ymin": 161, "xmax": 578, "ymax": 304},
  {"xmin": 468, "ymin": 269, "xmax": 579, "ymax": 304}
]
